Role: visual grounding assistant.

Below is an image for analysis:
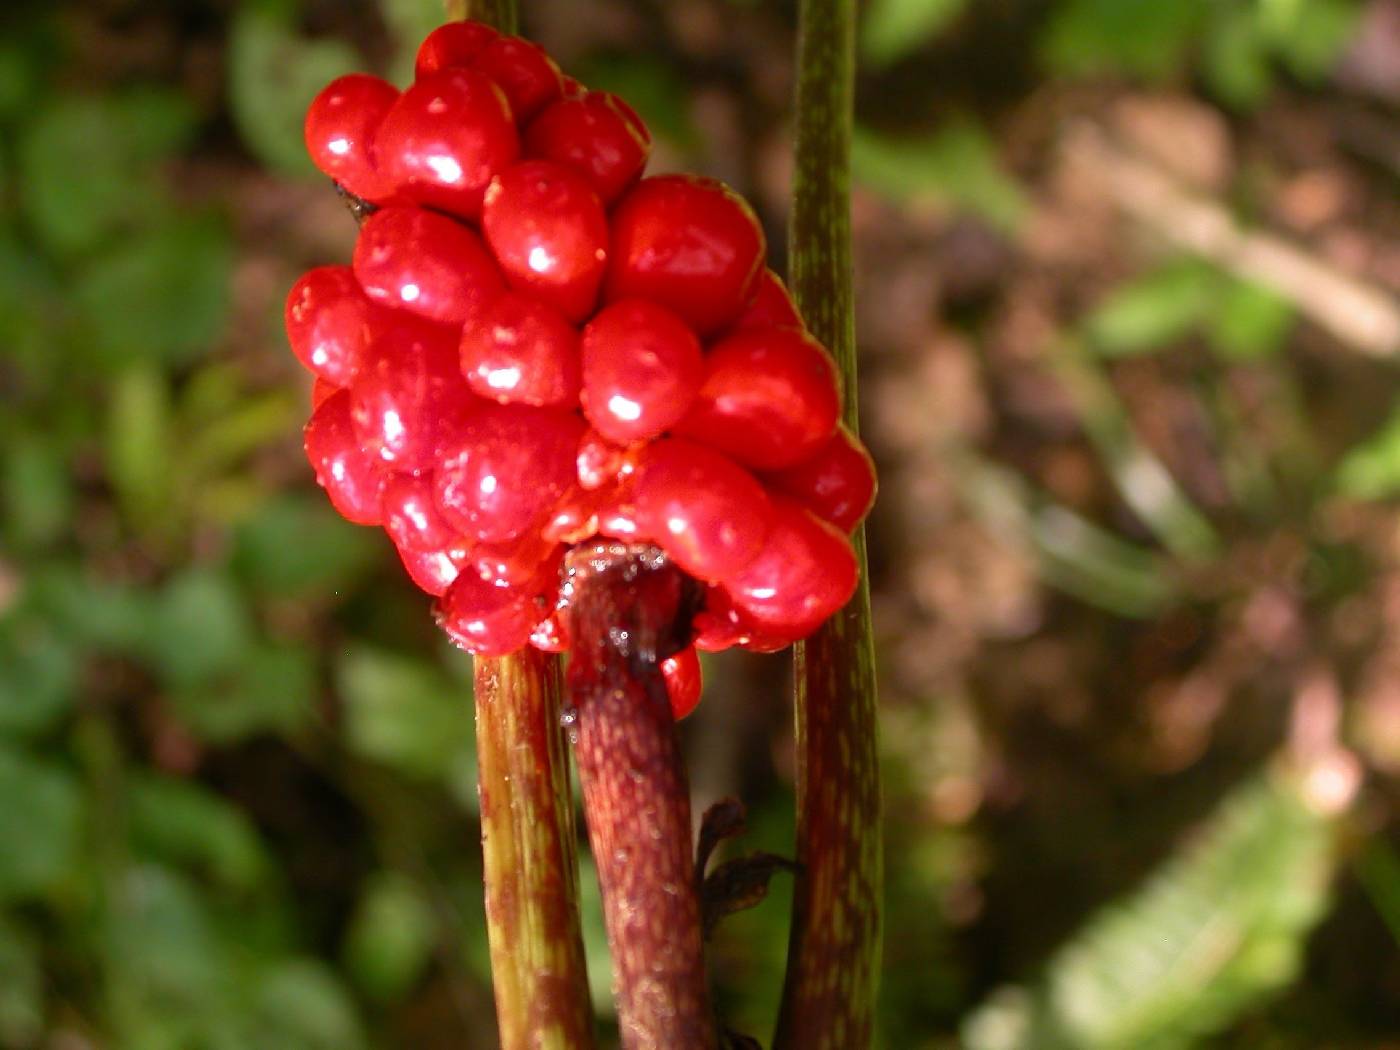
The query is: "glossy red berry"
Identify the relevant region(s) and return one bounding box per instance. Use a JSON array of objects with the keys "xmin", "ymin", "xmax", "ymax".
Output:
[
  {"xmin": 414, "ymin": 20, "xmax": 499, "ymax": 78},
  {"xmin": 633, "ymin": 438, "xmax": 773, "ymax": 582},
  {"xmin": 732, "ymin": 268, "xmax": 803, "ymax": 332},
  {"xmin": 375, "ymin": 69, "xmax": 518, "ymax": 217},
  {"xmin": 676, "ymin": 325, "xmax": 840, "ymax": 470},
  {"xmin": 310, "ymin": 377, "xmax": 340, "ymax": 410},
  {"xmin": 523, "ymin": 91, "xmax": 650, "ymax": 204},
  {"xmin": 381, "ymin": 473, "xmax": 461, "ymax": 553},
  {"xmin": 285, "ymin": 266, "xmax": 374, "ymax": 387},
  {"xmin": 474, "ymin": 36, "xmax": 564, "ymax": 122},
  {"xmin": 350, "ymin": 312, "xmax": 475, "ymax": 471},
  {"xmin": 482, "ymin": 160, "xmax": 609, "ymax": 321},
  {"xmin": 437, "ymin": 573, "xmax": 540, "ymax": 656},
  {"xmin": 661, "ymin": 647, "xmax": 703, "ymax": 719},
  {"xmin": 353, "ymin": 207, "xmax": 503, "ymax": 325},
  {"xmin": 470, "ymin": 531, "xmax": 562, "ymax": 589},
  {"xmin": 459, "ymin": 291, "xmax": 580, "ymax": 408},
  {"xmin": 435, "ymin": 404, "xmax": 584, "ymax": 543},
  {"xmin": 304, "ymin": 390, "xmax": 385, "ymax": 526},
  {"xmin": 530, "ymin": 610, "xmax": 569, "ymax": 652},
  {"xmin": 395, "ymin": 543, "xmax": 465, "ymax": 597},
  {"xmin": 725, "ymin": 499, "xmax": 857, "ymax": 637},
  {"xmin": 605, "ymin": 175, "xmax": 765, "ymax": 337},
  {"xmin": 576, "ymin": 428, "xmax": 636, "ymax": 490},
  {"xmin": 581, "ymin": 300, "xmax": 702, "ymax": 443},
  {"xmin": 304, "ymin": 74, "xmax": 399, "ymax": 201},
  {"xmin": 765, "ymin": 424, "xmax": 876, "ymax": 532}
]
